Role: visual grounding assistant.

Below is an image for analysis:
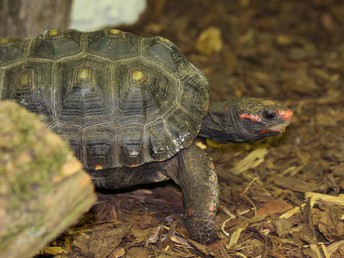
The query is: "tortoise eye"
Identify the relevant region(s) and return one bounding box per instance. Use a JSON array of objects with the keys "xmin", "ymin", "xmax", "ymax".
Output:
[{"xmin": 262, "ymin": 110, "xmax": 277, "ymax": 120}]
